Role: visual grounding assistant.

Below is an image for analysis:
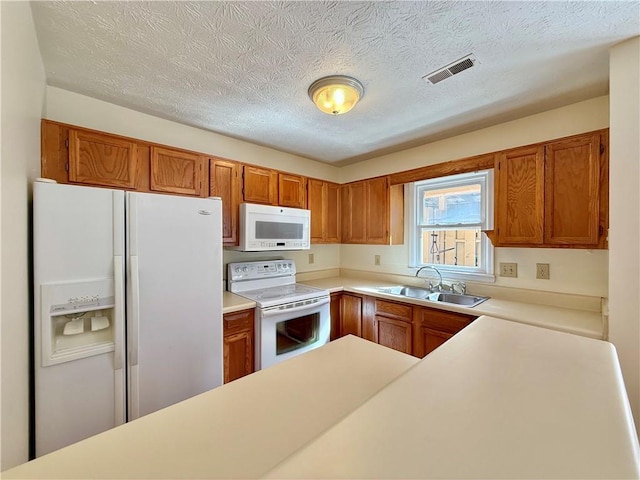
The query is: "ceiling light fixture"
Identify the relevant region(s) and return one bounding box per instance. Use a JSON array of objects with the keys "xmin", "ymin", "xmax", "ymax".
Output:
[{"xmin": 308, "ymin": 75, "xmax": 364, "ymax": 115}]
